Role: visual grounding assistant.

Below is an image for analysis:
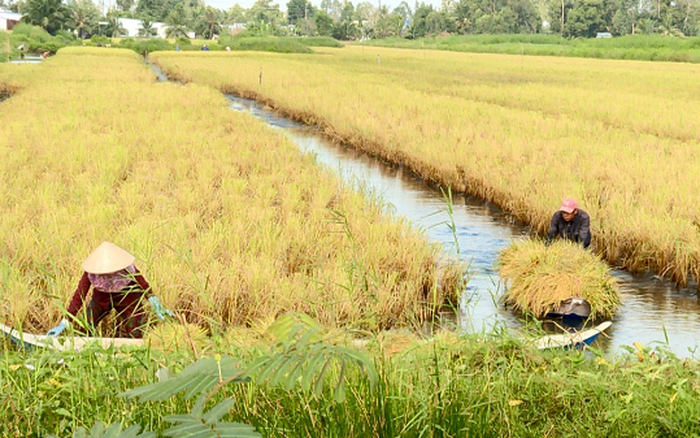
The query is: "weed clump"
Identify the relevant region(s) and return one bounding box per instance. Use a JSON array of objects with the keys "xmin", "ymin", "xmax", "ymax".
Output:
[{"xmin": 498, "ymin": 239, "xmax": 621, "ymax": 319}]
